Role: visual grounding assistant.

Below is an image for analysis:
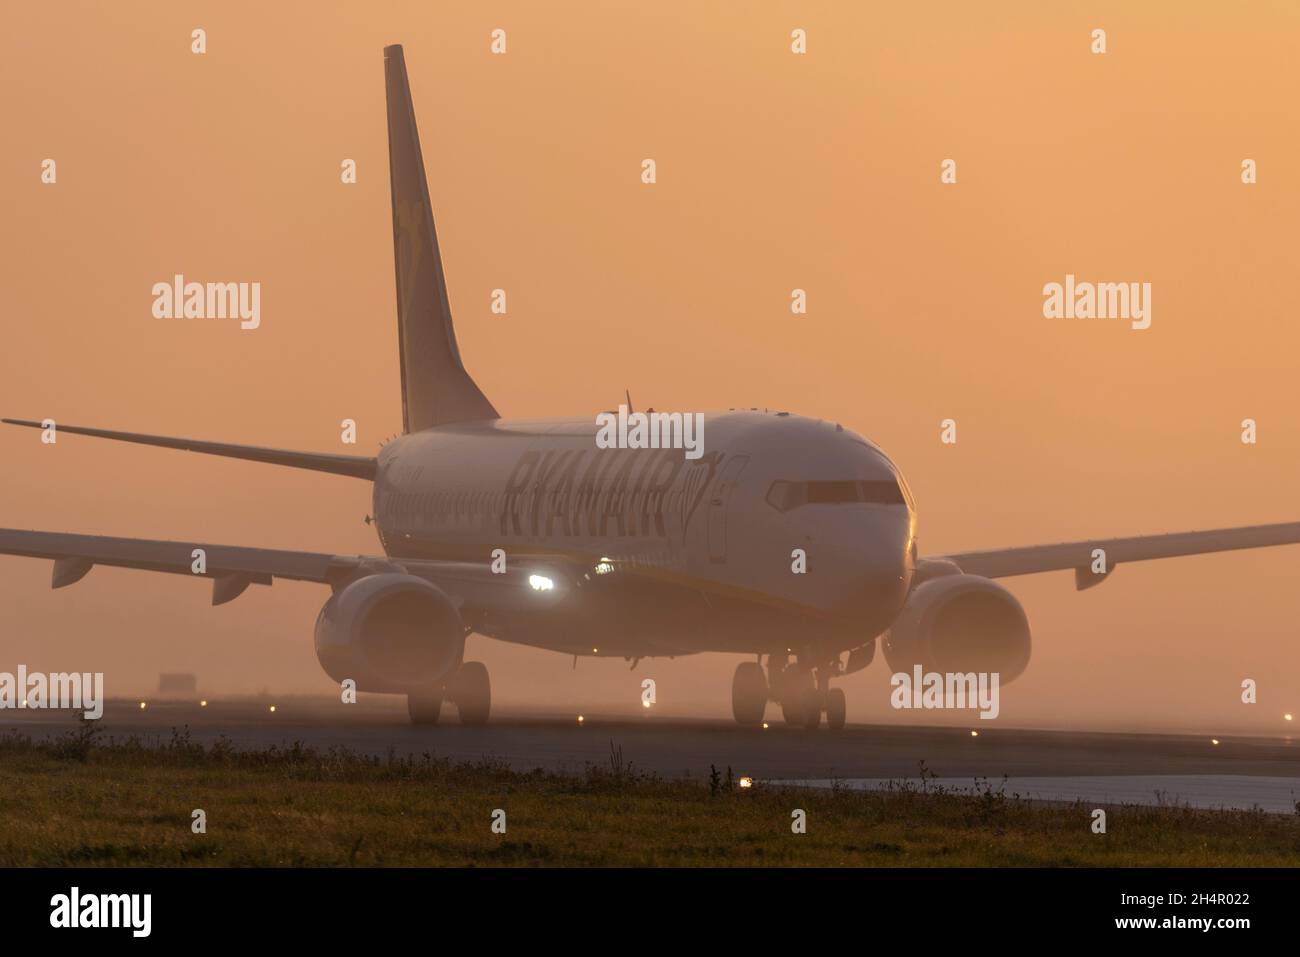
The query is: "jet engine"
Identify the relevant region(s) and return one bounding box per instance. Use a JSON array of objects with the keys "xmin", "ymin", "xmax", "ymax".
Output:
[
  {"xmin": 882, "ymin": 573, "xmax": 1031, "ymax": 682},
  {"xmin": 314, "ymin": 573, "xmax": 464, "ymax": 694}
]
